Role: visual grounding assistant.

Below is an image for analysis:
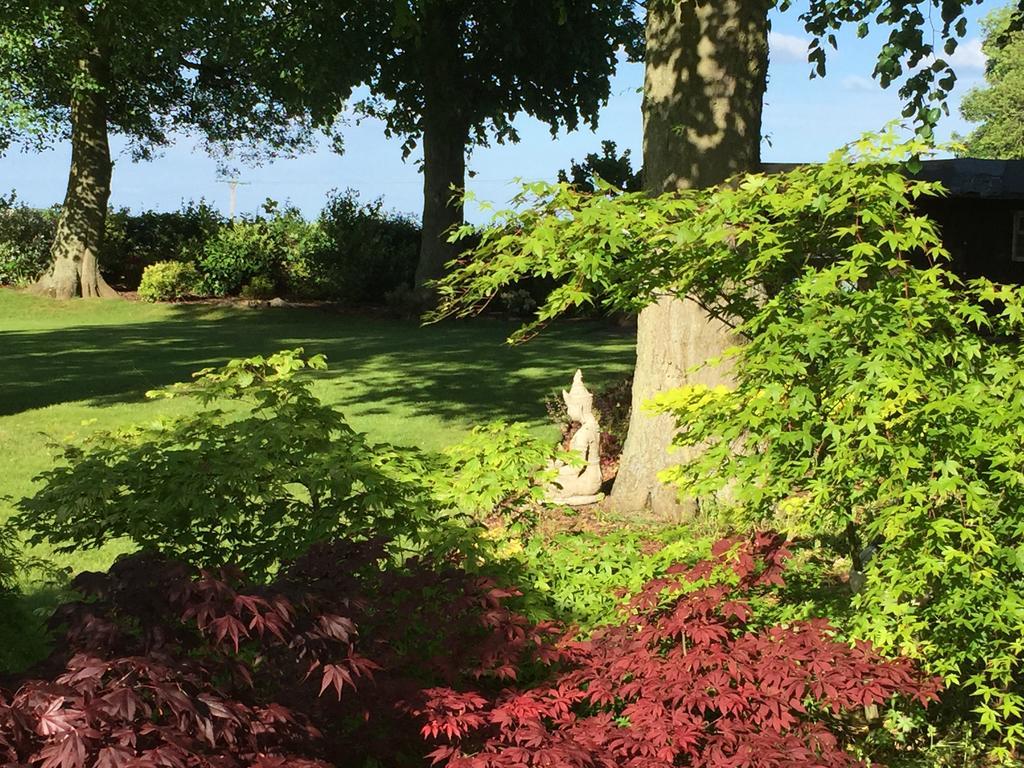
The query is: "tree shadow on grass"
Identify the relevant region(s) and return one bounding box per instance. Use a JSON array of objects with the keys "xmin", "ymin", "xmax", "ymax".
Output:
[{"xmin": 0, "ymin": 303, "xmax": 636, "ymax": 424}]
